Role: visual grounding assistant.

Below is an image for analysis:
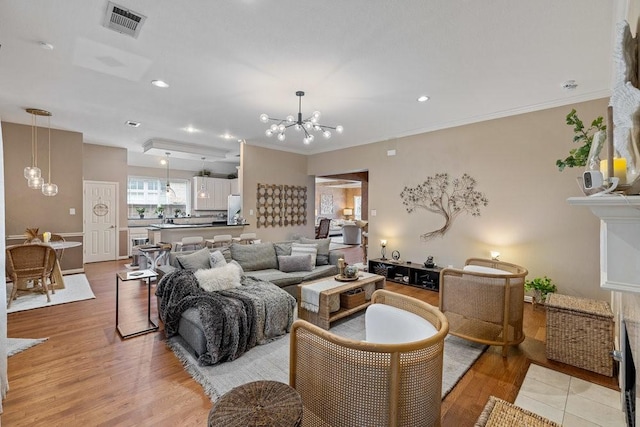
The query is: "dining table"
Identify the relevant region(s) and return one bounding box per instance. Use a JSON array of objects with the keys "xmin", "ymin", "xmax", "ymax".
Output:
[{"xmin": 44, "ymin": 240, "xmax": 82, "ymax": 290}]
